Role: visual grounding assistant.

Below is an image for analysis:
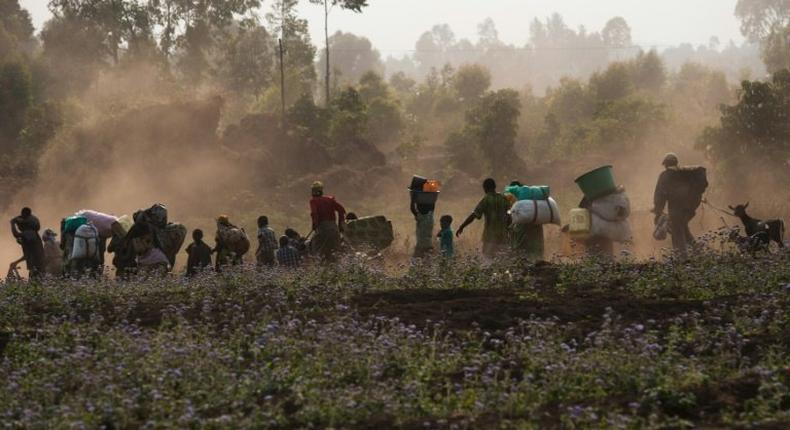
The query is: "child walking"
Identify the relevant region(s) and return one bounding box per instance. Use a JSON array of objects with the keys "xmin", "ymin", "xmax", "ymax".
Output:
[
  {"xmin": 186, "ymin": 229, "xmax": 212, "ymax": 276},
  {"xmin": 437, "ymin": 215, "xmax": 454, "ymax": 258}
]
